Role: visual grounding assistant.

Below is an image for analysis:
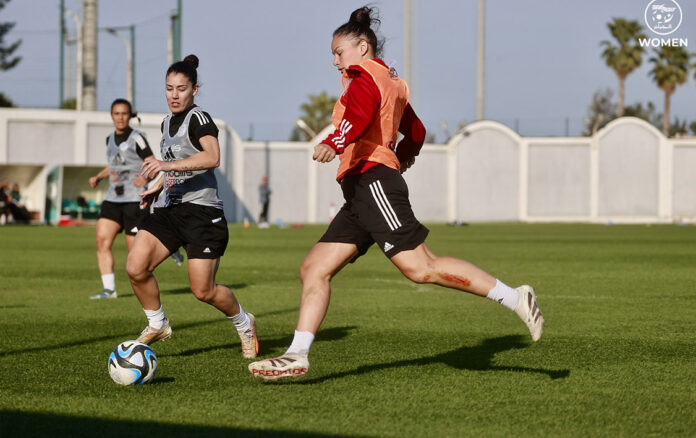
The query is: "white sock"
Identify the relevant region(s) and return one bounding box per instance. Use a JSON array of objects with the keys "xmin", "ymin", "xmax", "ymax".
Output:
[
  {"xmin": 101, "ymin": 273, "xmax": 115, "ymax": 291},
  {"xmin": 227, "ymin": 305, "xmax": 251, "ymax": 332},
  {"xmin": 486, "ymin": 279, "xmax": 519, "ymax": 311},
  {"xmin": 285, "ymin": 330, "xmax": 315, "ymax": 356},
  {"xmin": 143, "ymin": 306, "xmax": 167, "ymax": 329}
]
